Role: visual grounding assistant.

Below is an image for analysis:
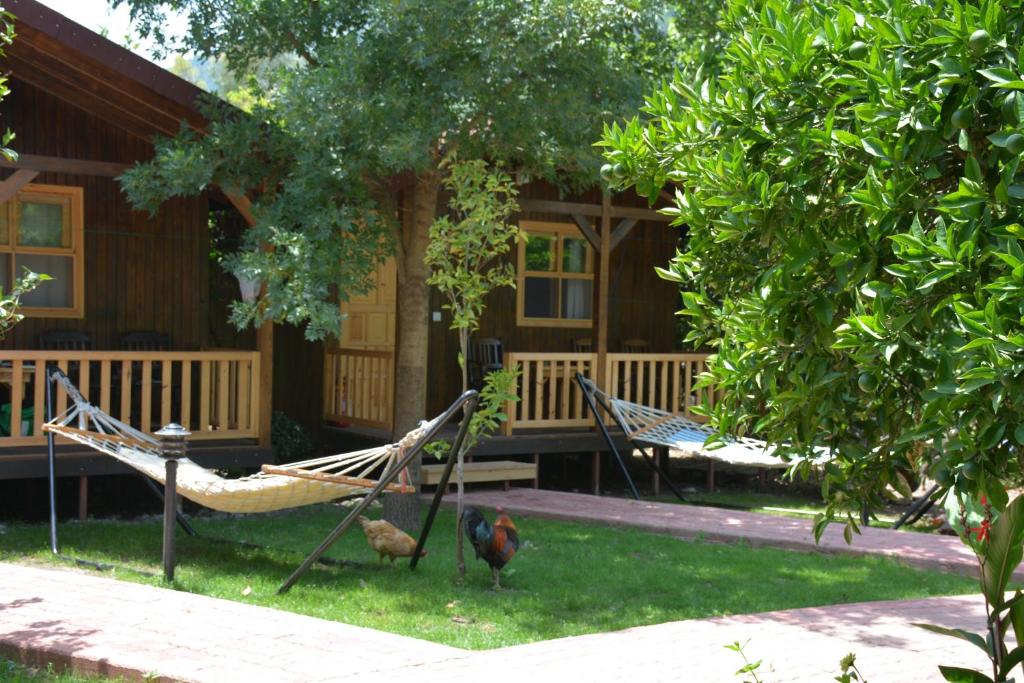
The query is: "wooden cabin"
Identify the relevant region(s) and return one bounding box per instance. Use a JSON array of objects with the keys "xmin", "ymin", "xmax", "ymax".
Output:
[
  {"xmin": 0, "ymin": 0, "xmax": 288, "ymax": 501},
  {"xmin": 0, "ymin": 1, "xmax": 711, "ymax": 501},
  {"xmin": 323, "ymin": 184, "xmax": 714, "ymax": 490}
]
